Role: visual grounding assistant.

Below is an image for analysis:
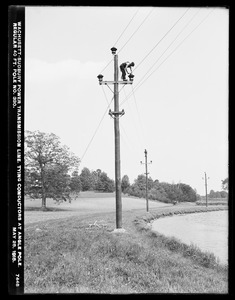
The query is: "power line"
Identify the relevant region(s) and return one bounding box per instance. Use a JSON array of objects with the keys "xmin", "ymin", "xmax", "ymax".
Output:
[
  {"xmin": 123, "ymin": 86, "xmax": 143, "ymax": 149},
  {"xmin": 80, "ymin": 97, "xmax": 114, "ymax": 162},
  {"xmin": 118, "ymin": 7, "xmax": 155, "ymax": 54},
  {"xmin": 136, "ymin": 8, "xmax": 201, "ymax": 83},
  {"xmin": 121, "ymin": 8, "xmax": 214, "ymax": 106},
  {"xmin": 134, "ymin": 7, "xmax": 190, "ymax": 71},
  {"xmin": 113, "ymin": 7, "xmax": 140, "ymax": 47},
  {"xmin": 135, "ymin": 9, "xmax": 215, "ymax": 92},
  {"xmin": 122, "ymin": 8, "xmax": 201, "ymax": 103},
  {"xmin": 99, "ymin": 8, "xmax": 140, "ymax": 74},
  {"xmin": 131, "ymin": 84, "xmax": 147, "ymax": 146},
  {"xmin": 101, "ymin": 84, "xmax": 110, "ymax": 105}
]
